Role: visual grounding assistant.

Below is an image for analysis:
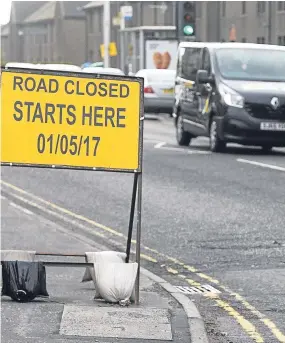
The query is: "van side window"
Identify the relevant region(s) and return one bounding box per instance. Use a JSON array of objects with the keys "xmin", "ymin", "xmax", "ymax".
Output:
[
  {"xmin": 202, "ymin": 49, "xmax": 212, "ymax": 75},
  {"xmin": 181, "ymin": 47, "xmax": 202, "ymax": 81}
]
